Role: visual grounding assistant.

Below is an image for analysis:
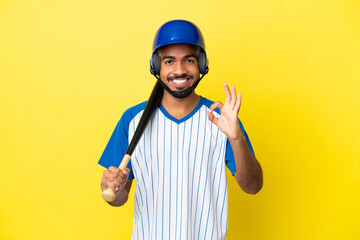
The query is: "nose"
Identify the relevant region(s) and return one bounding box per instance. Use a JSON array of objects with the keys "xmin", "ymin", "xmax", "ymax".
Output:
[{"xmin": 173, "ymin": 61, "xmax": 187, "ymax": 75}]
